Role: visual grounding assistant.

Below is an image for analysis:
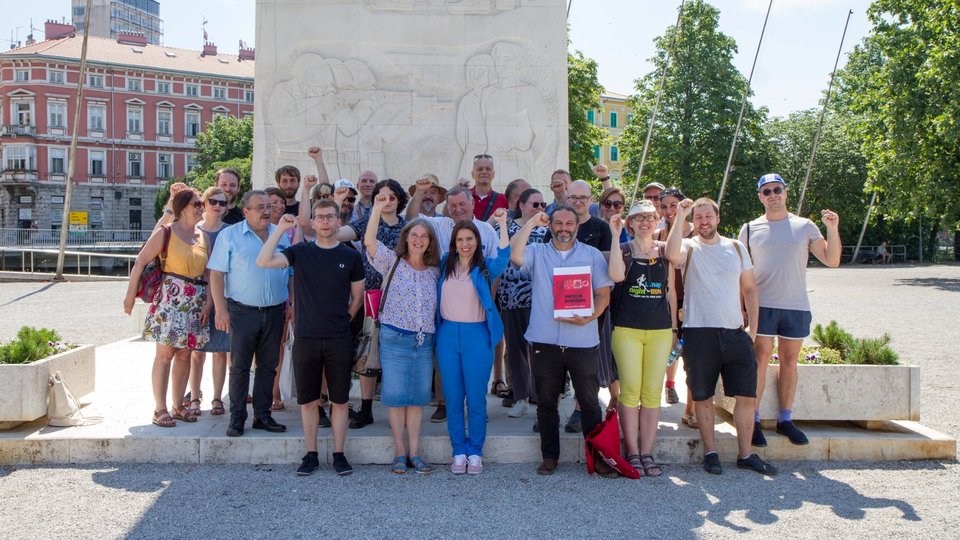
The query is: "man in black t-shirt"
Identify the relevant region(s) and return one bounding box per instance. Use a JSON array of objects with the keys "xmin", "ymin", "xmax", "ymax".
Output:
[
  {"xmin": 217, "ymin": 168, "xmax": 245, "ymax": 225},
  {"xmin": 258, "ymin": 199, "xmax": 364, "ymax": 477},
  {"xmin": 275, "ymin": 165, "xmax": 302, "ymax": 216}
]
